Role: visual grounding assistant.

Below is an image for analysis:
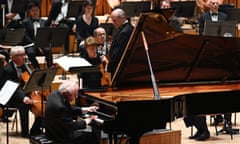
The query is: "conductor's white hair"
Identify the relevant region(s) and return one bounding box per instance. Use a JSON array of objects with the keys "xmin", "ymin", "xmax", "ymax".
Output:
[
  {"xmin": 10, "ymin": 46, "xmax": 25, "ymax": 56},
  {"xmin": 113, "ymin": 8, "xmax": 126, "ymax": 18},
  {"xmin": 59, "ymin": 80, "xmax": 78, "ymax": 95}
]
